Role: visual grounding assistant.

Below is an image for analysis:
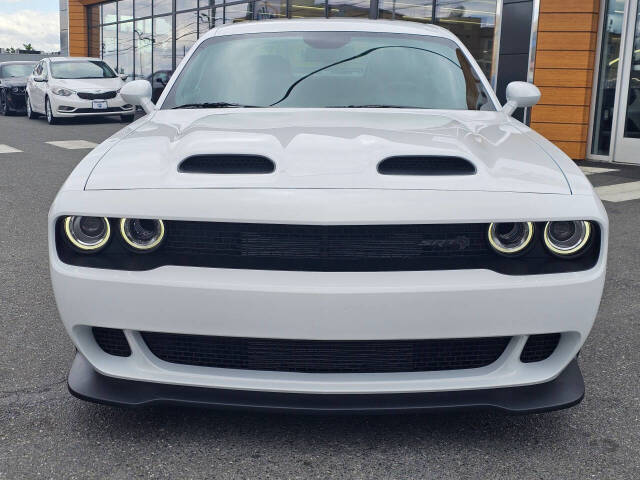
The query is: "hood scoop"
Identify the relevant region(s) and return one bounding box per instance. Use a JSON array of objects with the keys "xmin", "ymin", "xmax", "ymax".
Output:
[
  {"xmin": 179, "ymin": 155, "xmax": 275, "ymax": 174},
  {"xmin": 377, "ymin": 156, "xmax": 476, "ymax": 176}
]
